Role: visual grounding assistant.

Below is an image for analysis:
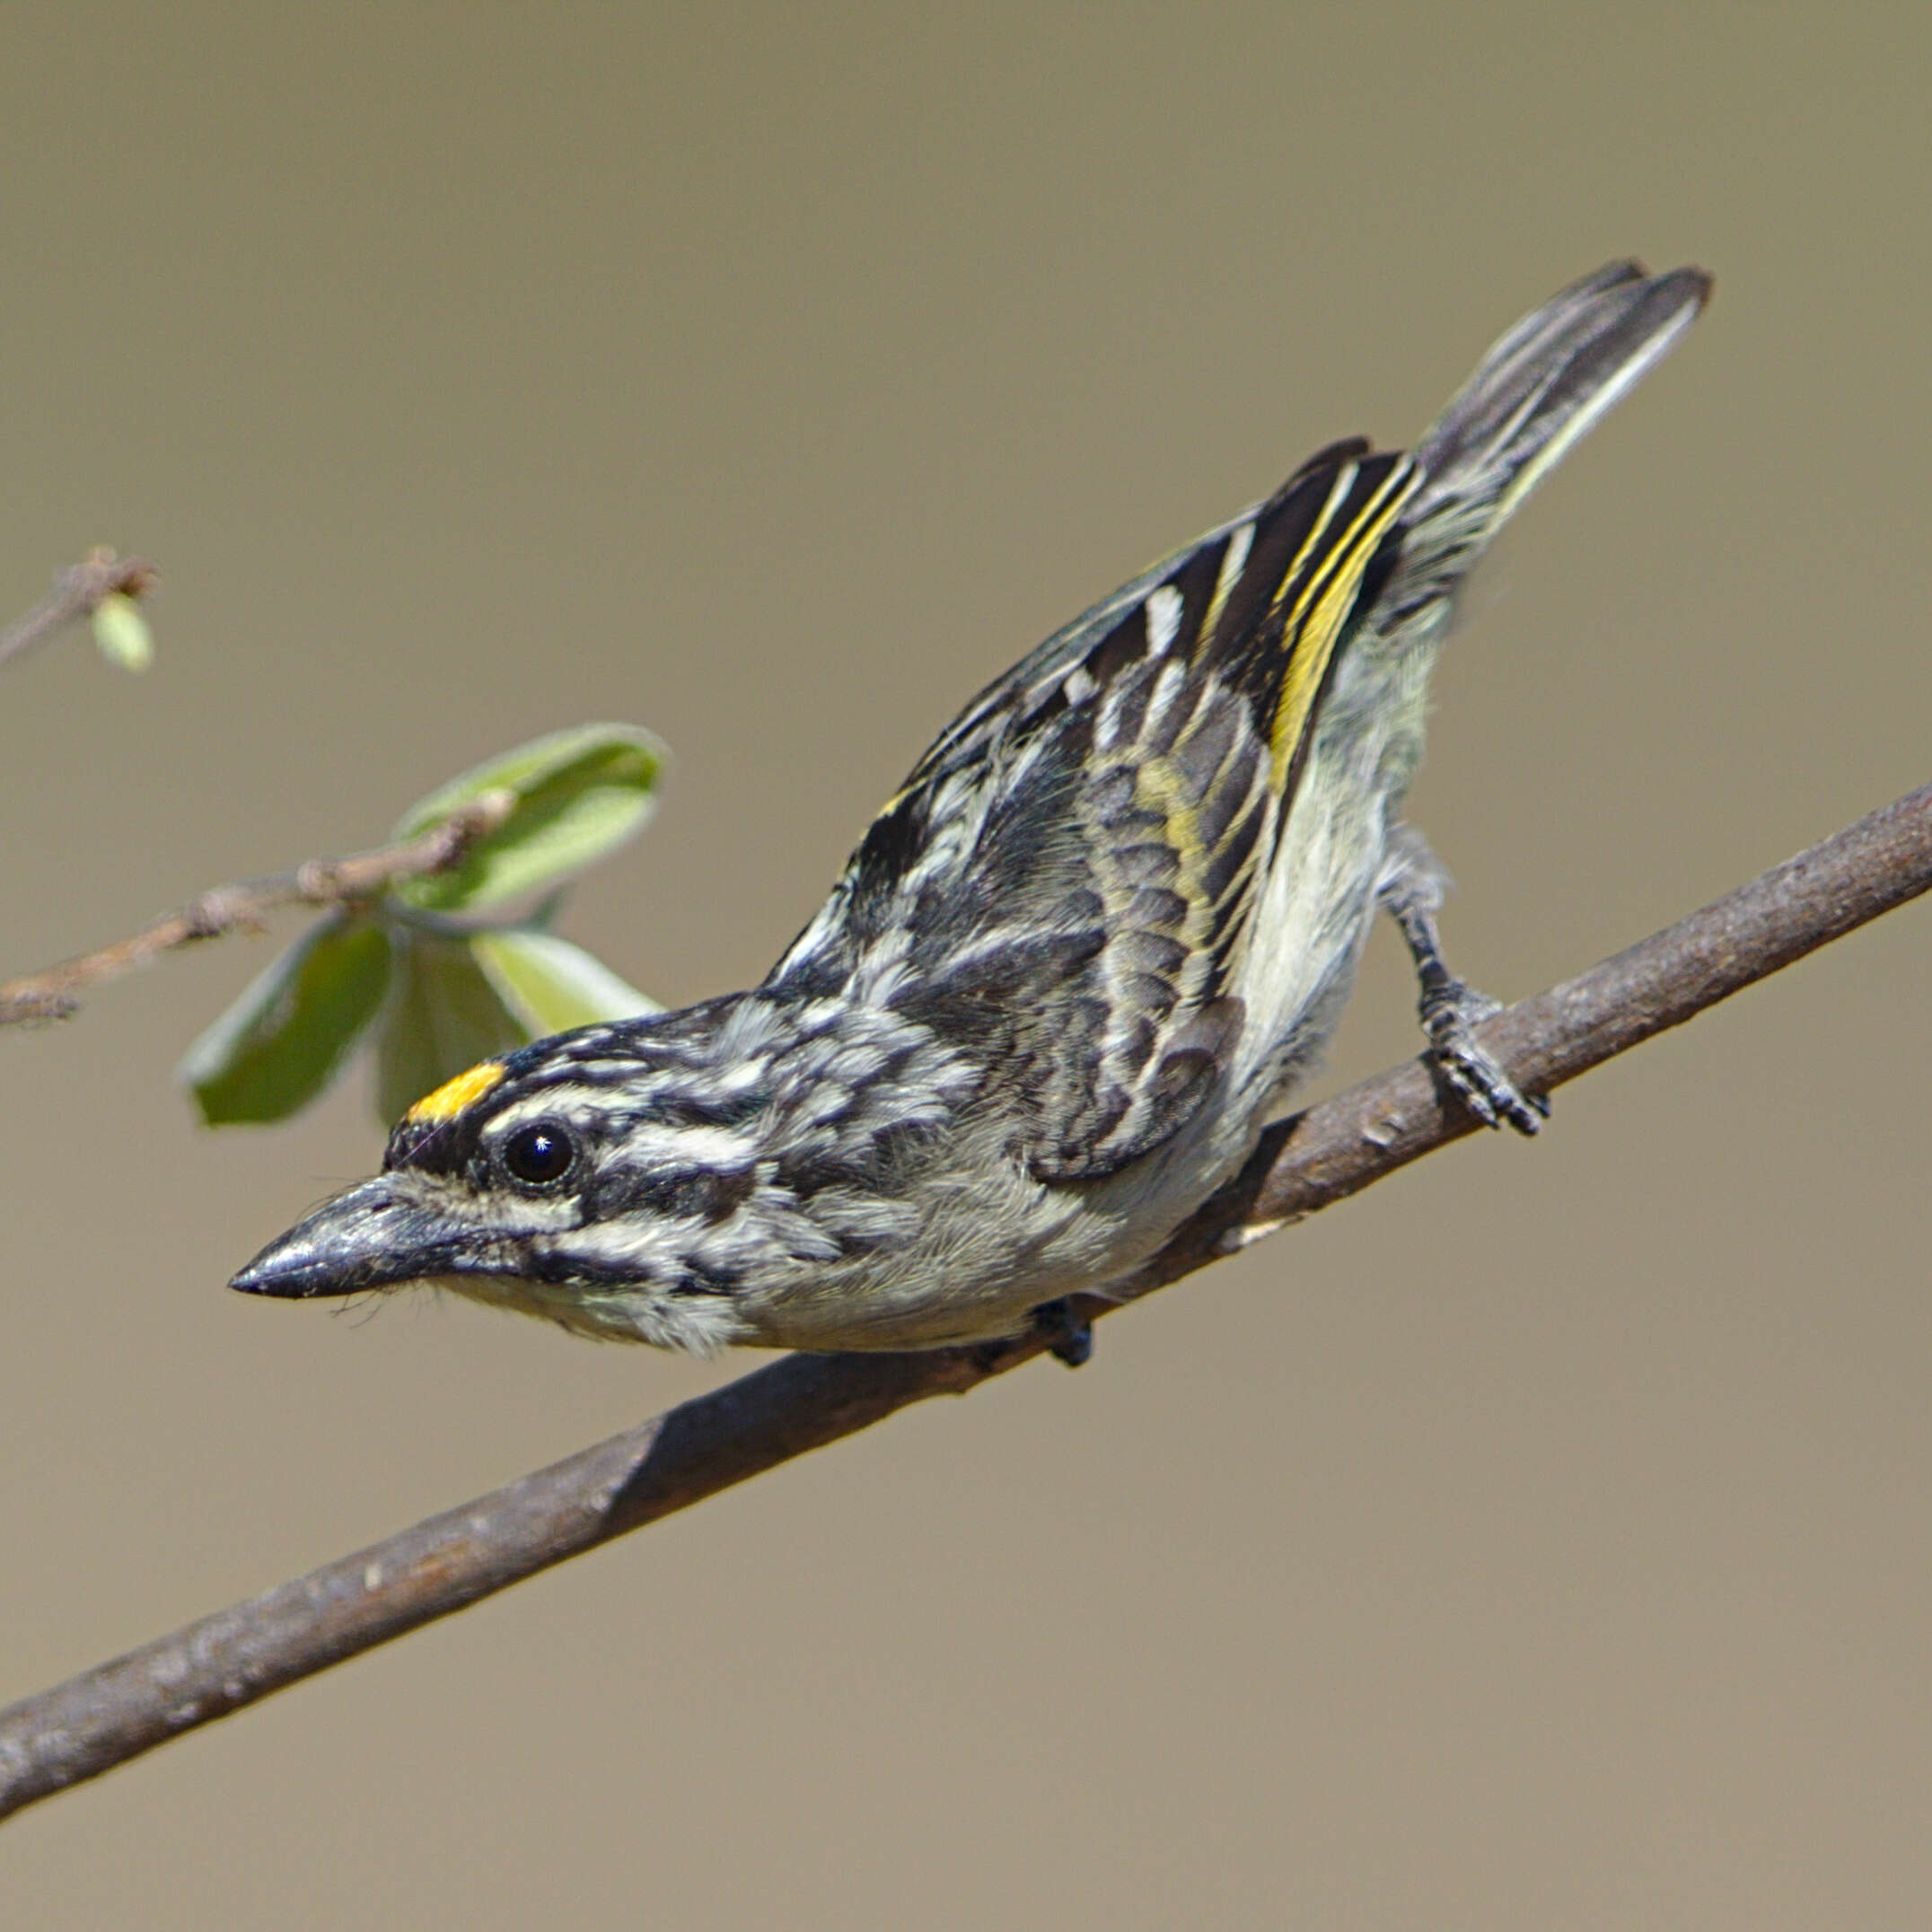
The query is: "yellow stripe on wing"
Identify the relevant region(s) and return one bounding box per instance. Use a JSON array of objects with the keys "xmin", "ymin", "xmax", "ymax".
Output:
[{"xmin": 1269, "ymin": 459, "xmax": 1419, "ymax": 786}]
